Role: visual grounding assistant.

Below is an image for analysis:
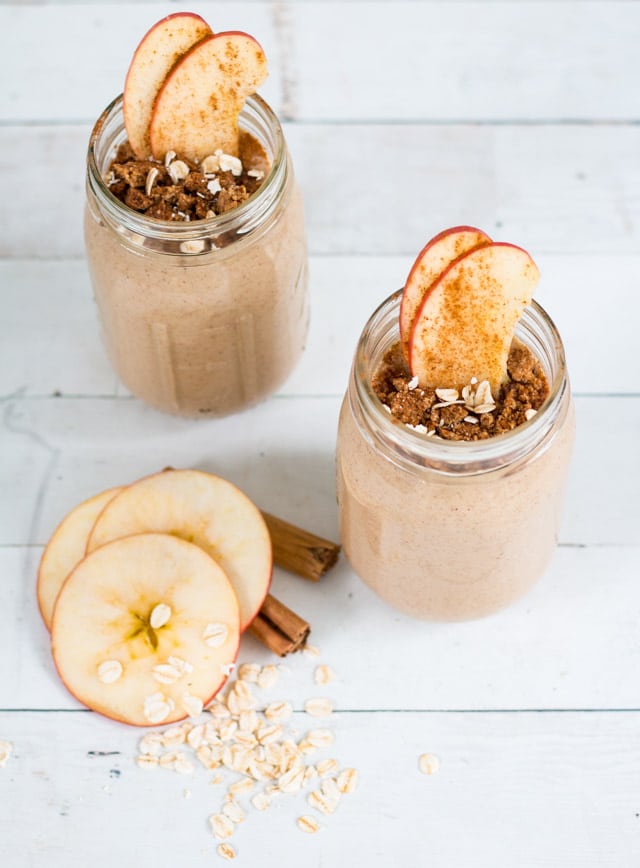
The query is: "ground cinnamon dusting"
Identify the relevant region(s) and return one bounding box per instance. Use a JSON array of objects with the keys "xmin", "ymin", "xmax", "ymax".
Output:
[
  {"xmin": 372, "ymin": 341, "xmax": 549, "ymax": 441},
  {"xmin": 105, "ymin": 133, "xmax": 268, "ymax": 222}
]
